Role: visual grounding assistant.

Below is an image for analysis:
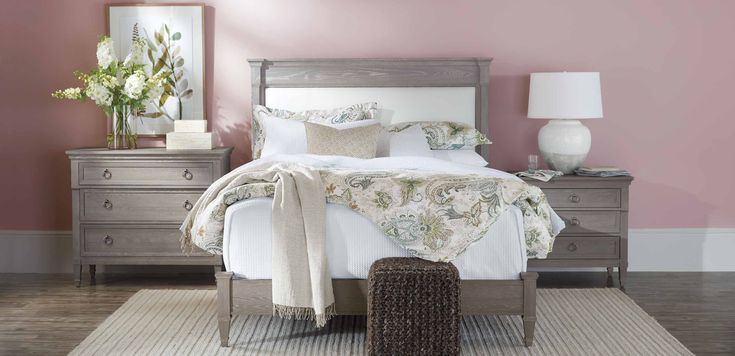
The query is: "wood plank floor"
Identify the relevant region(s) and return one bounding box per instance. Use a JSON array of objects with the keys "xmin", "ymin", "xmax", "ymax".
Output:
[{"xmin": 0, "ymin": 272, "xmax": 733, "ymax": 355}]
